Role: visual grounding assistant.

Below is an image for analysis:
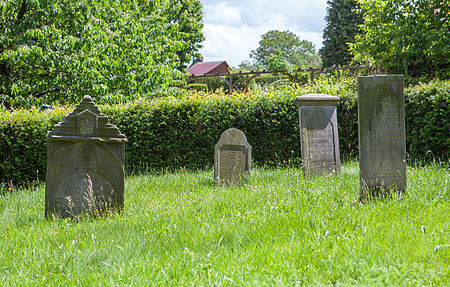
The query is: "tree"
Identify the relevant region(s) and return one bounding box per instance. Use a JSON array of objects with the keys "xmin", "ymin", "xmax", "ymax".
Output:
[
  {"xmin": 320, "ymin": 0, "xmax": 363, "ymax": 67},
  {"xmin": 163, "ymin": 0, "xmax": 204, "ymax": 70},
  {"xmin": 237, "ymin": 60, "xmax": 261, "ymax": 72},
  {"xmin": 350, "ymin": 0, "xmax": 449, "ymax": 78},
  {"xmin": 250, "ymin": 30, "xmax": 320, "ymax": 71},
  {"xmin": 265, "ymin": 52, "xmax": 291, "ymax": 71},
  {"xmin": 0, "ymin": 0, "xmax": 204, "ymax": 107}
]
